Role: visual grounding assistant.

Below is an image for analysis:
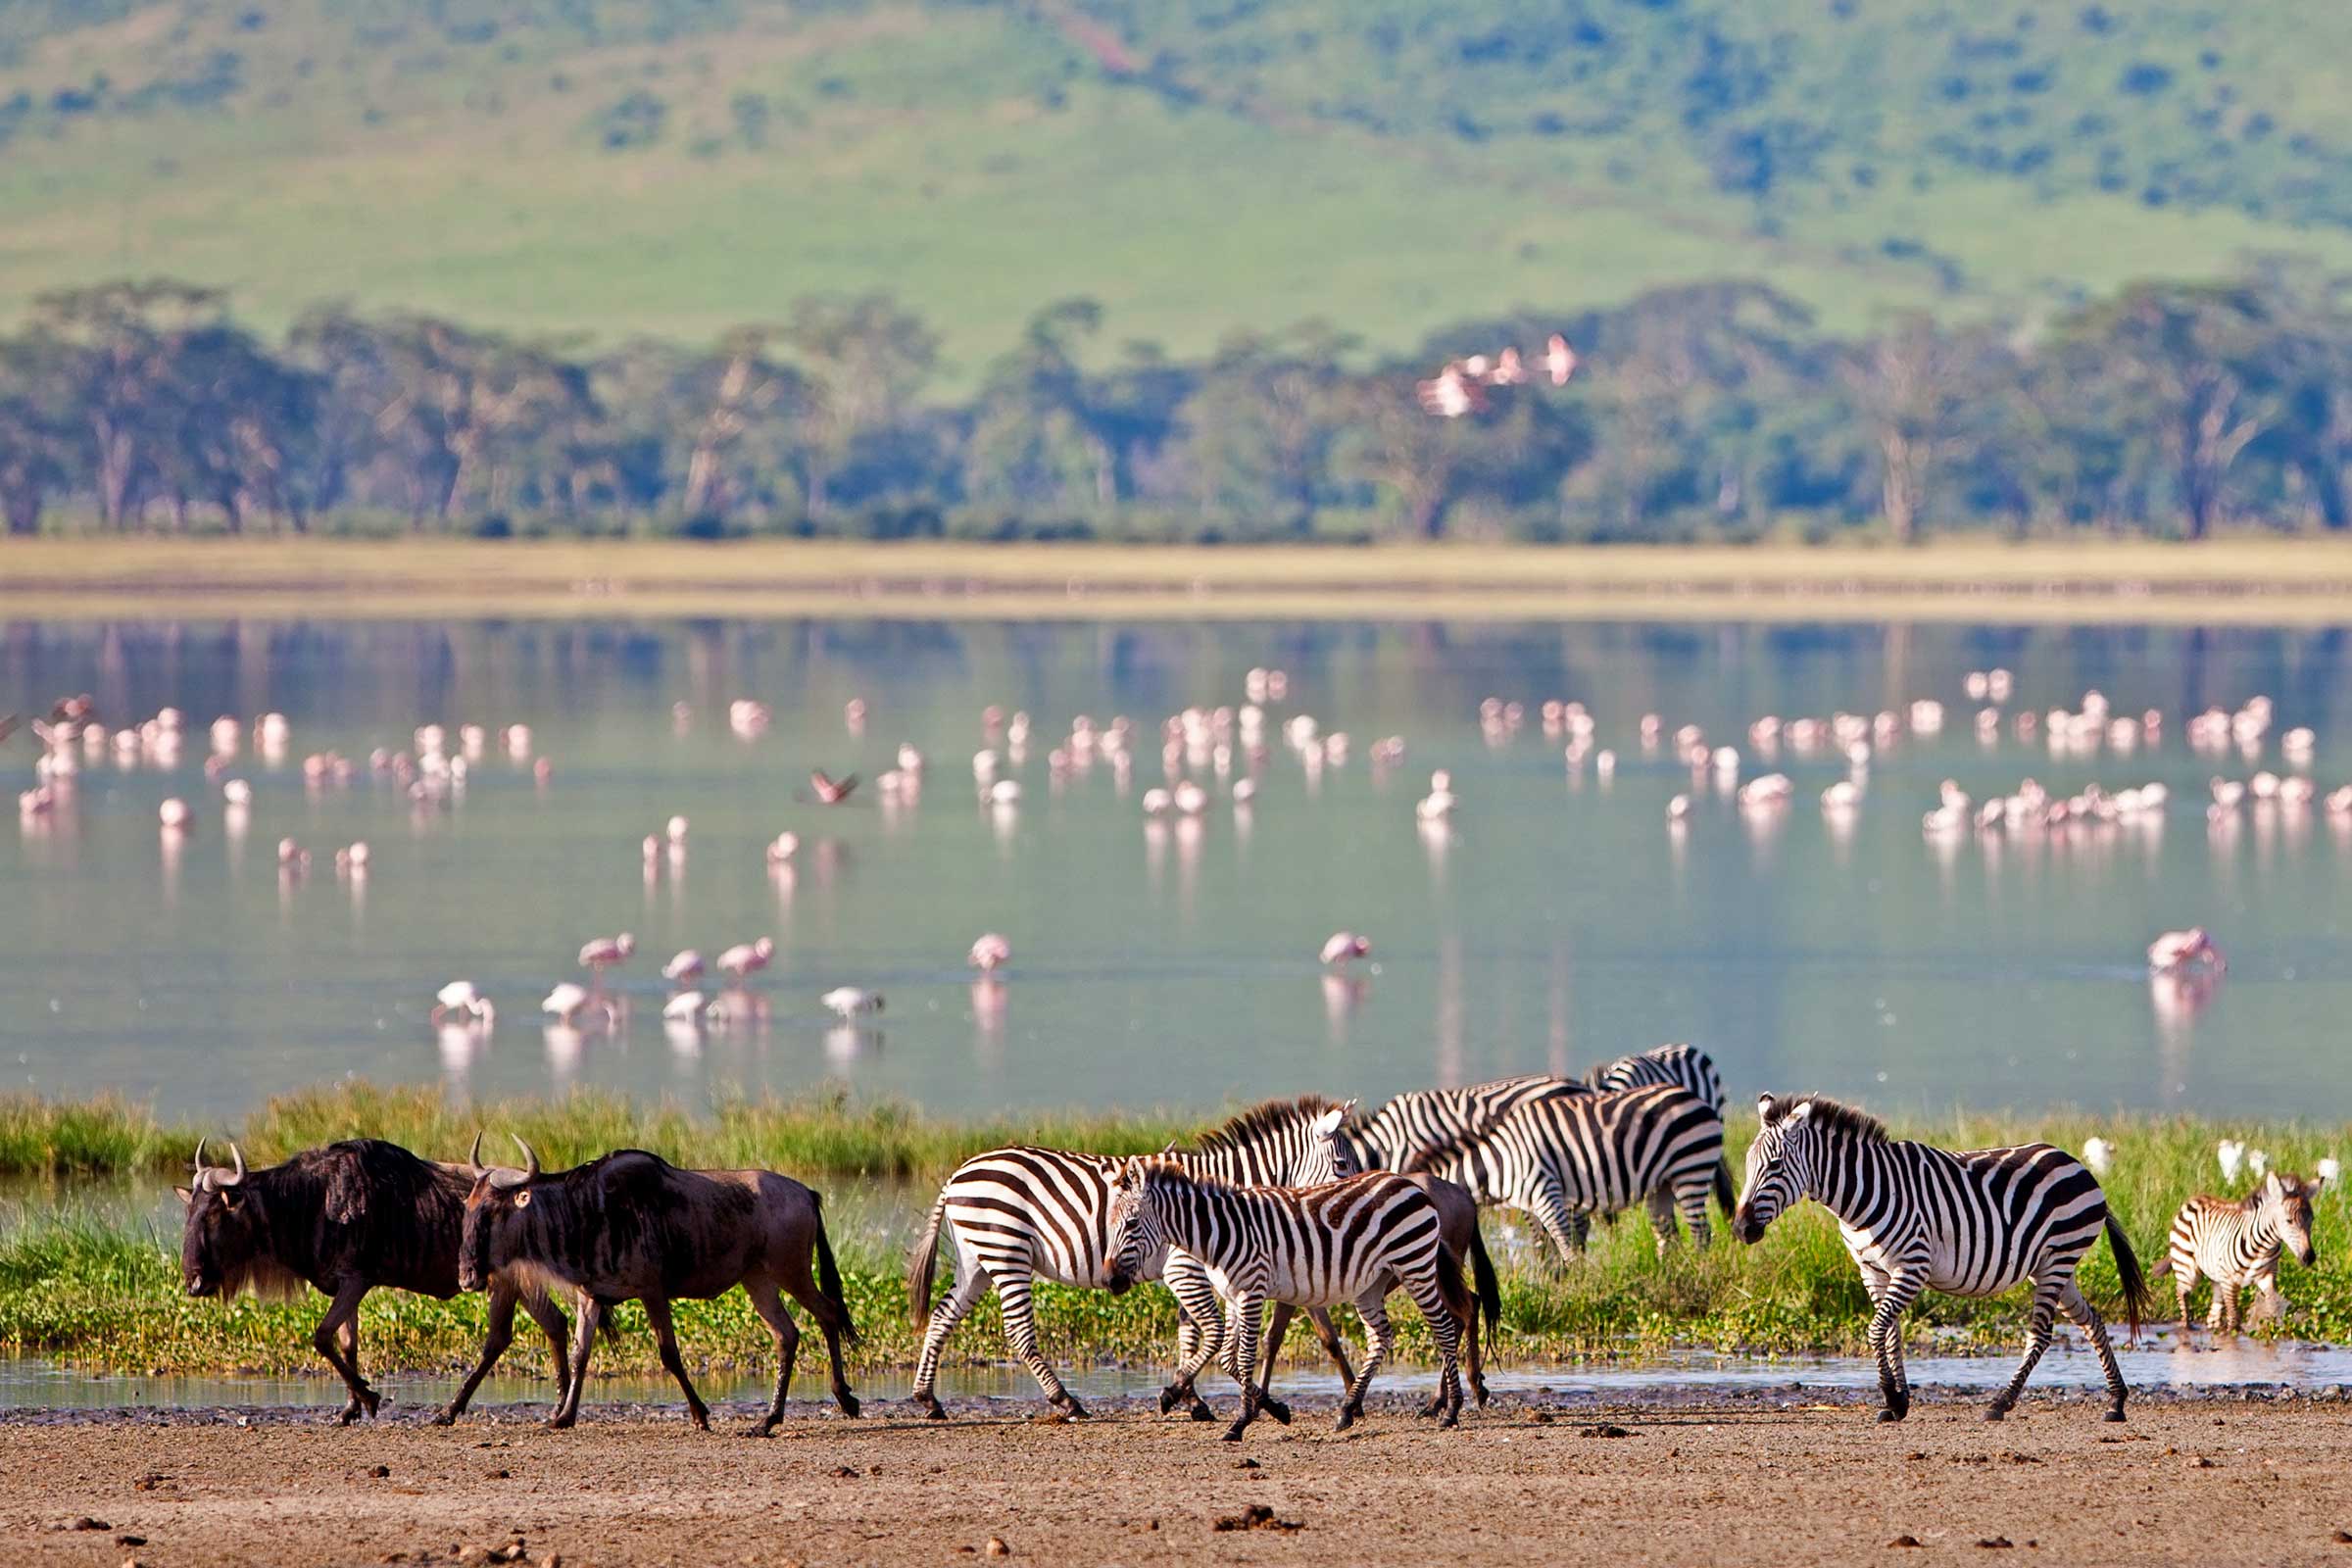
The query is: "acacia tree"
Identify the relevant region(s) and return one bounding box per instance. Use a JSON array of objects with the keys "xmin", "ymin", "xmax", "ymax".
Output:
[
  {"xmin": 30, "ymin": 280, "xmax": 229, "ymax": 528},
  {"xmin": 782, "ymin": 293, "xmax": 939, "ymax": 520},
  {"xmin": 0, "ymin": 337, "xmax": 79, "ymax": 535}
]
